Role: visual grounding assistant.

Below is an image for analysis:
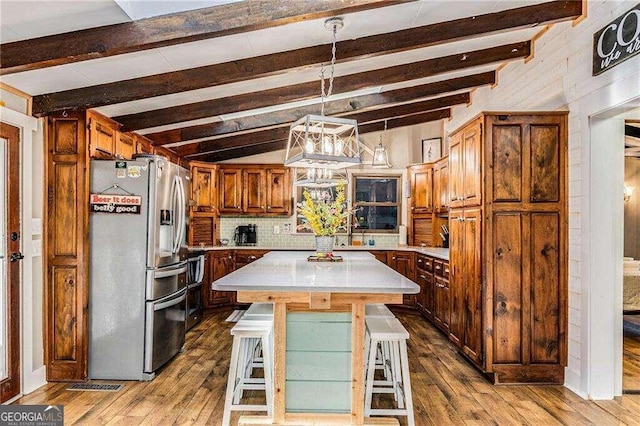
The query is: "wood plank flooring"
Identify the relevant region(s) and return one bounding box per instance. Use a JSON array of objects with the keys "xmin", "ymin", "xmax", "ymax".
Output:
[
  {"xmin": 624, "ymin": 317, "xmax": 640, "ymax": 392},
  {"xmin": 12, "ymin": 309, "xmax": 640, "ymax": 425}
]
